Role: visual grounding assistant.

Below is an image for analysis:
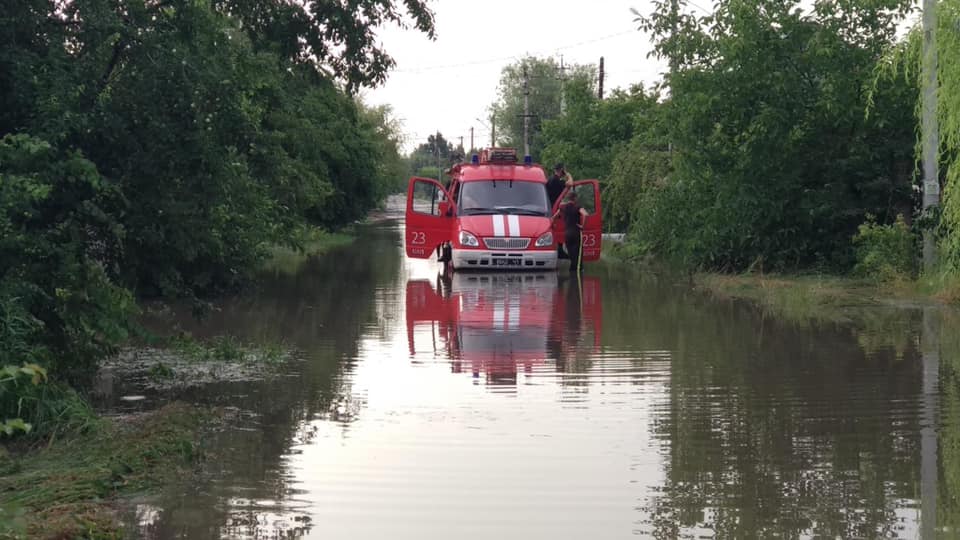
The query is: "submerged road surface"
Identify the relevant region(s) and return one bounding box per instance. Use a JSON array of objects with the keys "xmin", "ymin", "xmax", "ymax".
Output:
[{"xmin": 121, "ymin": 205, "xmax": 956, "ymax": 539}]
